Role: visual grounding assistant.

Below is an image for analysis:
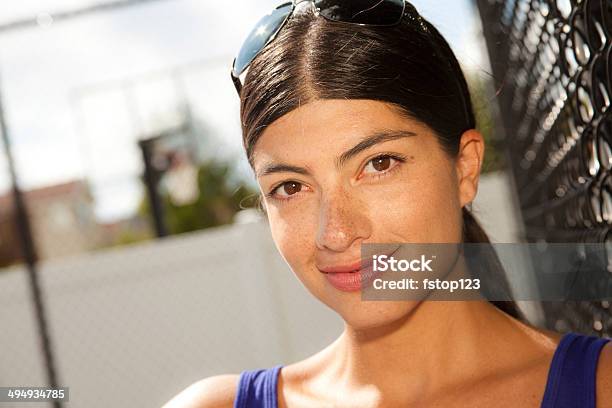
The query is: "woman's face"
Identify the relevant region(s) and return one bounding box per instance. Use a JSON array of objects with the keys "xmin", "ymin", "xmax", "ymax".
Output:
[{"xmin": 251, "ymin": 99, "xmax": 483, "ymax": 328}]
